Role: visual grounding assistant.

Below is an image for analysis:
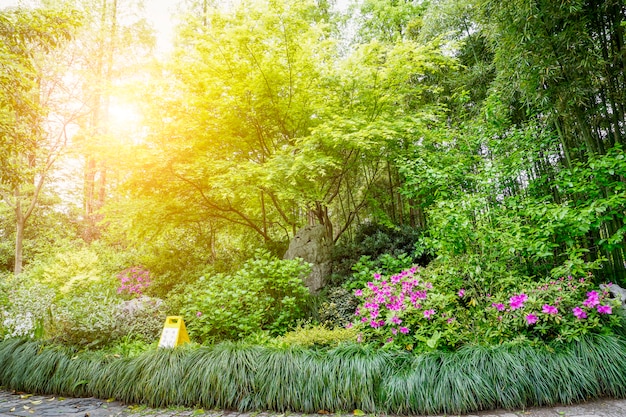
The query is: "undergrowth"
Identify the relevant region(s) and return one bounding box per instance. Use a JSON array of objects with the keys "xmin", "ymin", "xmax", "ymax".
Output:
[{"xmin": 2, "ymin": 335, "xmax": 626, "ymax": 414}]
